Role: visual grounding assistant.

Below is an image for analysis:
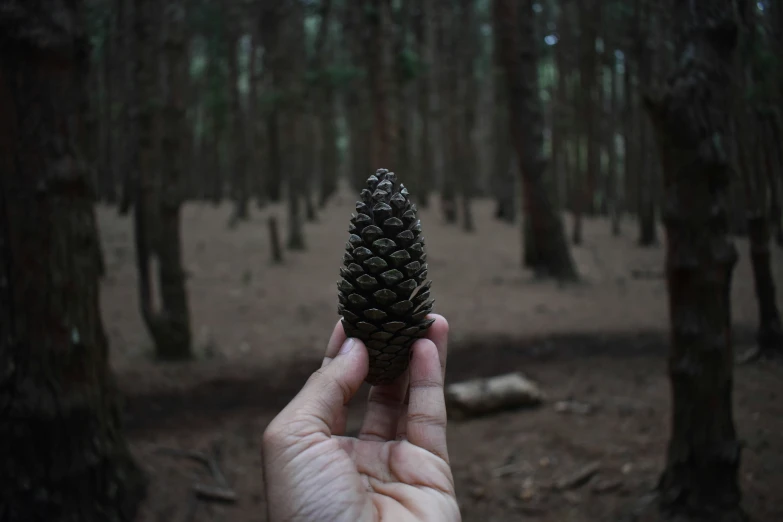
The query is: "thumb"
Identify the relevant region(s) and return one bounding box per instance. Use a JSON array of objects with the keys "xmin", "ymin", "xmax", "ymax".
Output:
[{"xmin": 273, "ymin": 338, "xmax": 368, "ymax": 438}]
